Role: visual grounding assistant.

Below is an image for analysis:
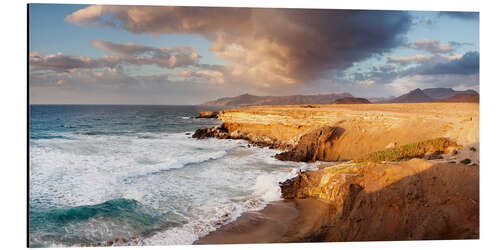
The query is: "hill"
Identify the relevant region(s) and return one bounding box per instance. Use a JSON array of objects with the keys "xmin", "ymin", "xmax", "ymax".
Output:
[
  {"xmin": 390, "ymin": 88, "xmax": 434, "ymax": 103},
  {"xmin": 202, "ymin": 93, "xmax": 353, "ymax": 107},
  {"xmin": 422, "ymin": 88, "xmax": 478, "ymax": 100},
  {"xmin": 435, "ymin": 93, "xmax": 479, "ymax": 103},
  {"xmin": 333, "ymin": 97, "xmax": 371, "ymax": 104}
]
